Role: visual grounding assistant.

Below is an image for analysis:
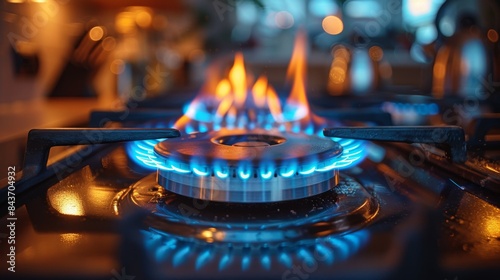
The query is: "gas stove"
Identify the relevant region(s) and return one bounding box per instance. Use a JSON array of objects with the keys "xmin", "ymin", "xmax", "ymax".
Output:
[{"xmin": 1, "ymin": 38, "xmax": 500, "ymax": 280}]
